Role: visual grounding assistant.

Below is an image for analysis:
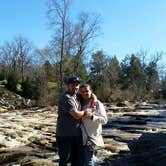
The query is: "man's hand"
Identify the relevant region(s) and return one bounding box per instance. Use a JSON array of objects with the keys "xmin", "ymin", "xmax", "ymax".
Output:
[
  {"xmin": 91, "ymin": 93, "xmax": 99, "ymax": 109},
  {"xmin": 83, "ymin": 108, "xmax": 94, "ymax": 118},
  {"xmin": 91, "ymin": 93, "xmax": 97, "ymax": 101}
]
